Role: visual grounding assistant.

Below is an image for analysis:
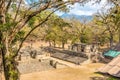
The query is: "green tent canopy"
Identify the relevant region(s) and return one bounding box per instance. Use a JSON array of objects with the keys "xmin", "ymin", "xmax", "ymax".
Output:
[{"xmin": 104, "ymin": 50, "xmax": 120, "ymax": 58}]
